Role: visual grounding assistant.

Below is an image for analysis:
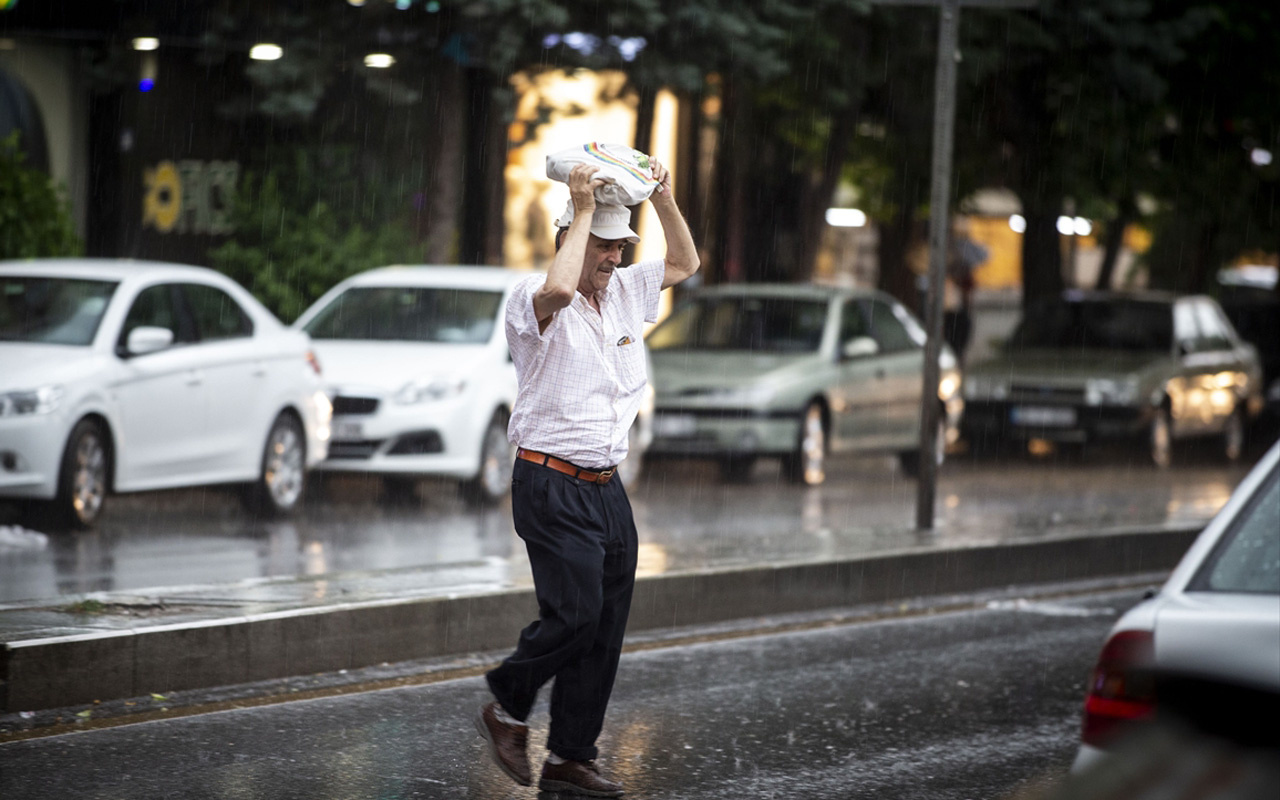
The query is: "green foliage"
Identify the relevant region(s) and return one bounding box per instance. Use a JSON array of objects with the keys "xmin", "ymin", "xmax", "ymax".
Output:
[
  {"xmin": 209, "ymin": 159, "xmax": 423, "ymax": 323},
  {"xmin": 0, "ymin": 132, "xmax": 83, "ymax": 260}
]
